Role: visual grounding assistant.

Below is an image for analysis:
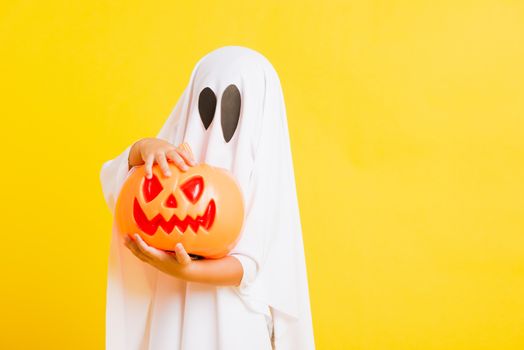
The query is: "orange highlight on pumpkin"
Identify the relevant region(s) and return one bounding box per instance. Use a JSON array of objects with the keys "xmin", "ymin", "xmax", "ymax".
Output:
[{"xmin": 115, "ymin": 144, "xmax": 245, "ymax": 258}]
